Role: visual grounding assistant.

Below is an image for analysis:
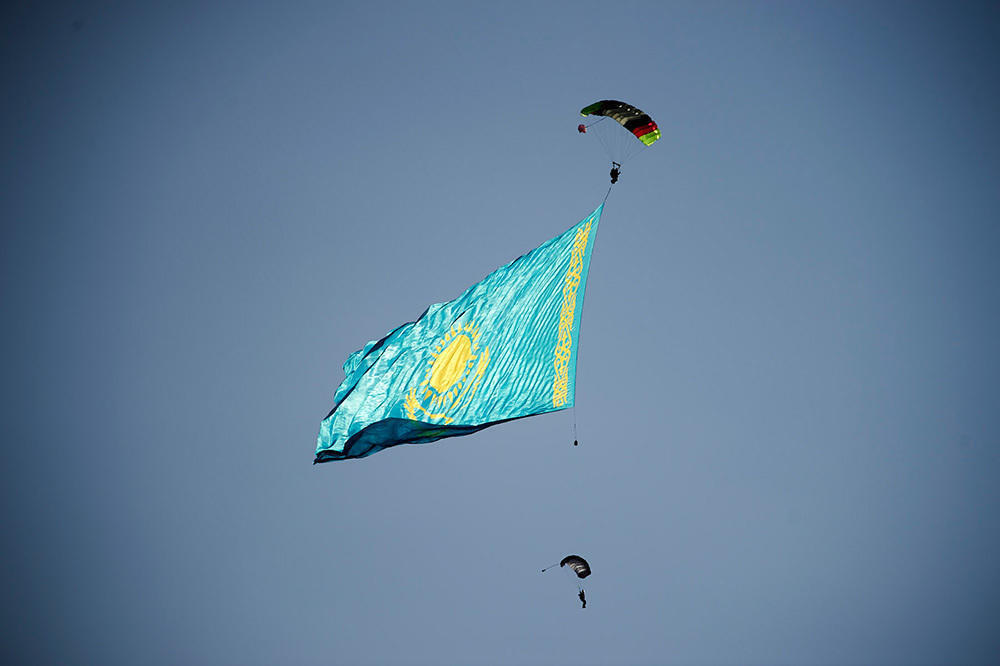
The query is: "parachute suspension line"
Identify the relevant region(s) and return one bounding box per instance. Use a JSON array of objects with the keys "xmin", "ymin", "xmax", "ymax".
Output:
[
  {"xmin": 572, "ymin": 406, "xmax": 578, "ymax": 447},
  {"xmin": 583, "ymin": 116, "xmax": 608, "ymax": 129},
  {"xmin": 541, "ymin": 562, "xmax": 561, "ymax": 573},
  {"xmin": 571, "ymin": 194, "xmax": 606, "ymax": 448}
]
